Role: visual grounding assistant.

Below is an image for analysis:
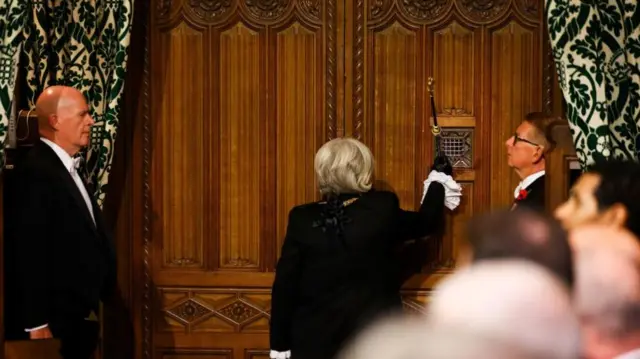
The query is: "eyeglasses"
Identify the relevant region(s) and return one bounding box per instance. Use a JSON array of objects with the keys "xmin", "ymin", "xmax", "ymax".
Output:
[{"xmin": 512, "ymin": 133, "xmax": 540, "ymax": 147}]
